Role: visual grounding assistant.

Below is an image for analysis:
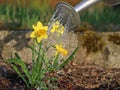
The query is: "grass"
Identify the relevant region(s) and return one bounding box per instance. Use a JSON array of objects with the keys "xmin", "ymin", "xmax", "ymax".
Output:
[
  {"xmin": 80, "ymin": 5, "xmax": 120, "ymax": 32},
  {"xmin": 0, "ymin": 2, "xmax": 54, "ymax": 30}
]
